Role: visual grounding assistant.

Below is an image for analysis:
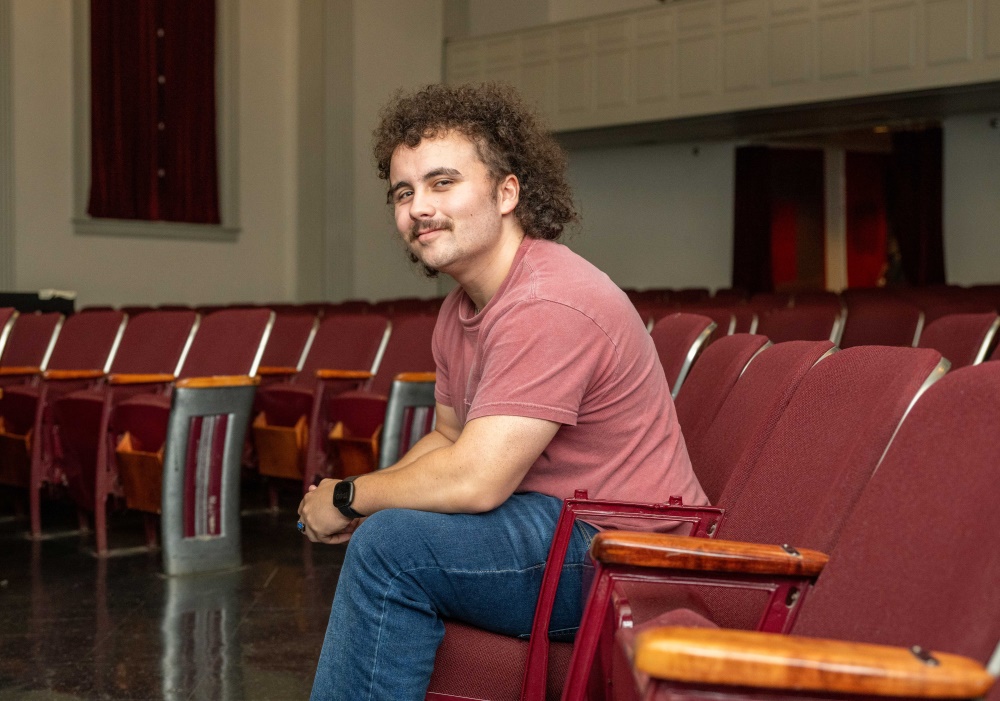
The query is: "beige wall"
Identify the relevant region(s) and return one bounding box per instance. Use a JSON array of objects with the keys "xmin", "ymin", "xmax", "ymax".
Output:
[
  {"xmin": 10, "ymin": 0, "xmax": 302, "ymax": 308},
  {"xmin": 944, "ymin": 112, "xmax": 1000, "ymax": 285},
  {"xmin": 5, "ymin": 1, "xmax": 1000, "ymax": 310}
]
